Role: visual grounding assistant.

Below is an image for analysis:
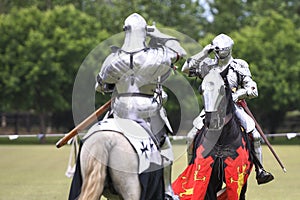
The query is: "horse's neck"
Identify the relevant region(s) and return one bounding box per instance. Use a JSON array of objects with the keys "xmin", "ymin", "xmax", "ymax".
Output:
[{"xmin": 218, "ymin": 116, "xmax": 241, "ymax": 145}]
